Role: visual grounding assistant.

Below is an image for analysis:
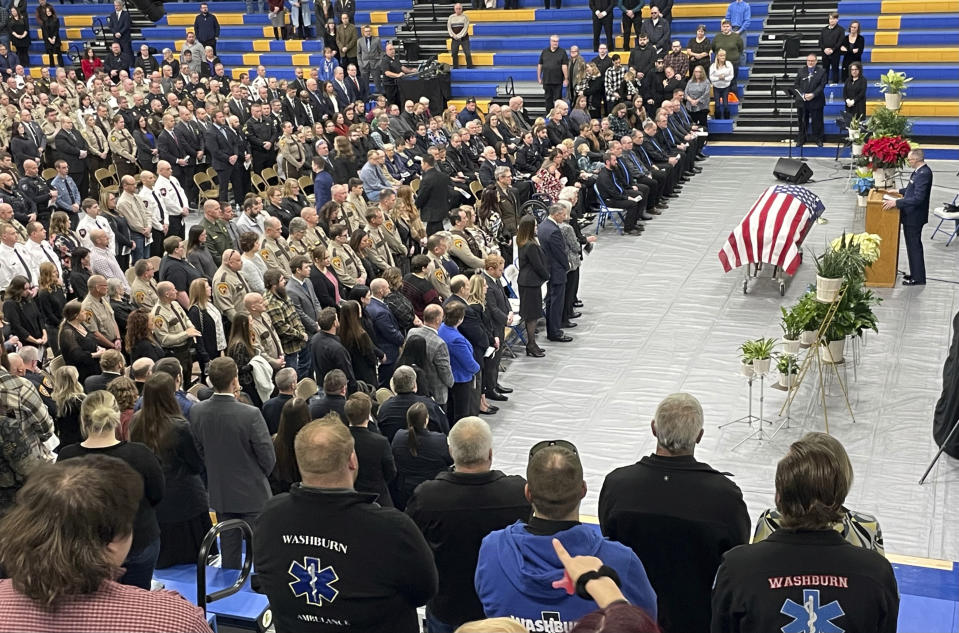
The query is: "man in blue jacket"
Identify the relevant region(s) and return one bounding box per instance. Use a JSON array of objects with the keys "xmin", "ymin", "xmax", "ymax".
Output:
[
  {"xmin": 883, "ymin": 148, "xmax": 932, "ymax": 286},
  {"xmin": 368, "ymin": 278, "xmax": 405, "ymax": 386},
  {"xmin": 537, "ymin": 203, "xmax": 573, "ymax": 343},
  {"xmin": 475, "ymin": 441, "xmax": 657, "ymax": 629},
  {"xmin": 193, "ymin": 3, "xmax": 221, "ymax": 54}
]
